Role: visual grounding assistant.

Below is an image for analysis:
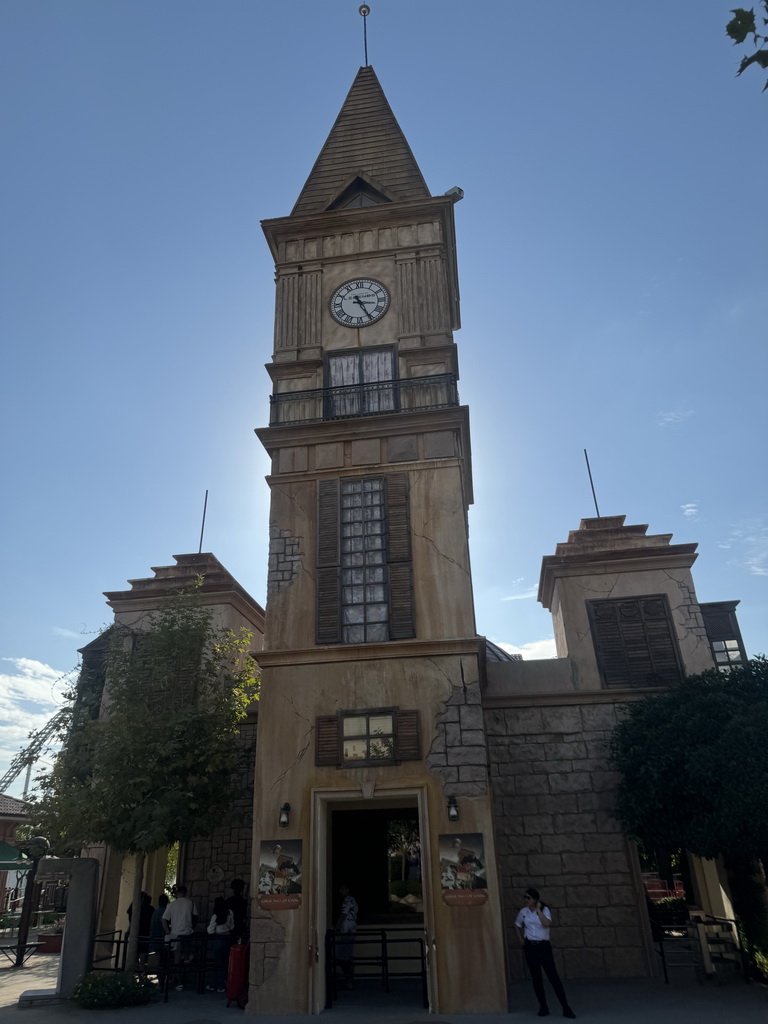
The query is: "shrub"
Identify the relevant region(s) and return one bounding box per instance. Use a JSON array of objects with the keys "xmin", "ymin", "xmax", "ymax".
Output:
[
  {"xmin": 652, "ymin": 896, "xmax": 688, "ymax": 911},
  {"xmin": 73, "ymin": 971, "xmax": 155, "ymax": 1009}
]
